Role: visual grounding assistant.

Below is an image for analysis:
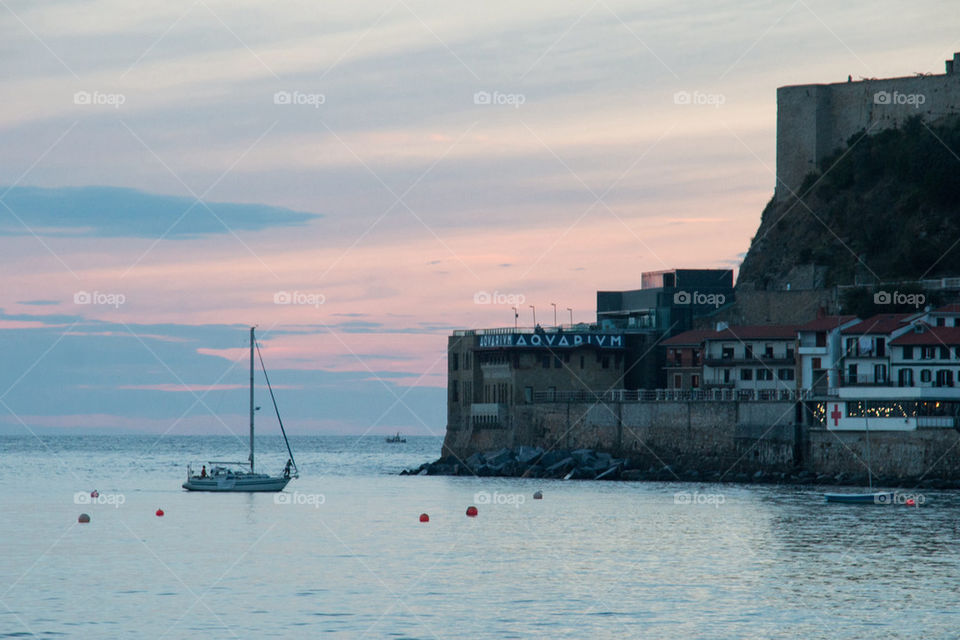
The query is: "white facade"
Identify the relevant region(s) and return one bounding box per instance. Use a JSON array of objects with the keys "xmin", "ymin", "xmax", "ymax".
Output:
[
  {"xmin": 797, "ymin": 318, "xmax": 859, "ymax": 392},
  {"xmin": 703, "ymin": 335, "xmax": 796, "ymax": 392}
]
